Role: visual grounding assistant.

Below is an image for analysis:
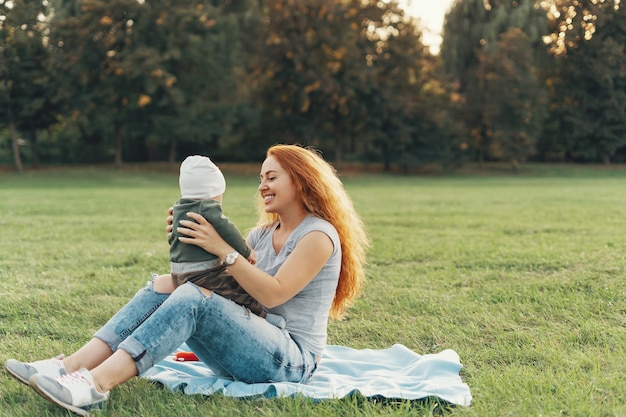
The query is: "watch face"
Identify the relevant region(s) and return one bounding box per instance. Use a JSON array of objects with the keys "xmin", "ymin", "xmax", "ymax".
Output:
[{"xmin": 226, "ymin": 252, "xmax": 237, "ymax": 265}]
